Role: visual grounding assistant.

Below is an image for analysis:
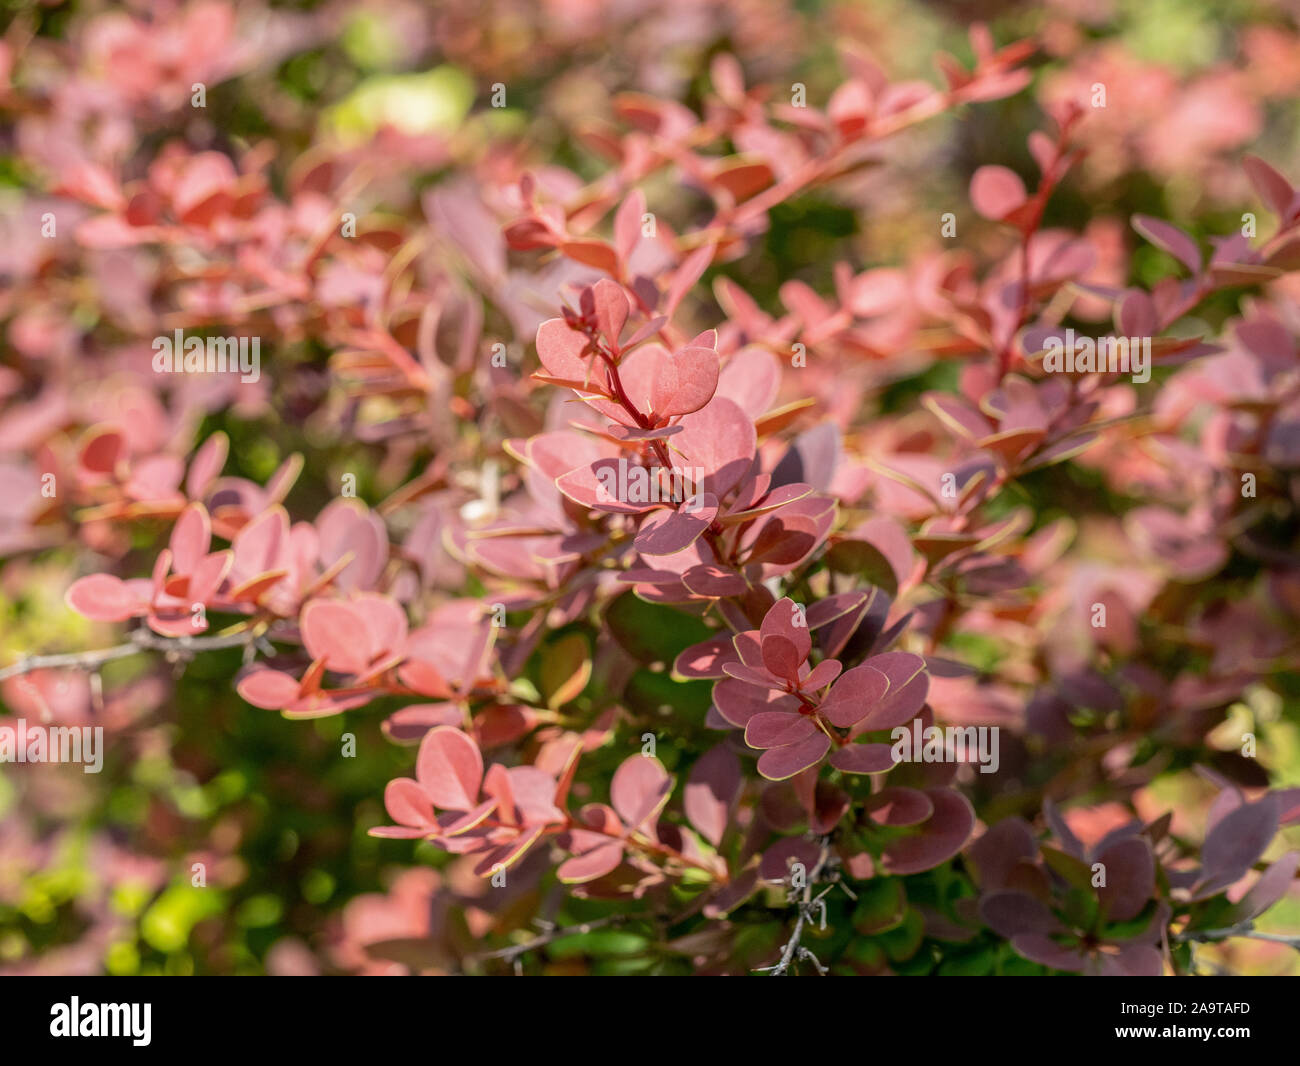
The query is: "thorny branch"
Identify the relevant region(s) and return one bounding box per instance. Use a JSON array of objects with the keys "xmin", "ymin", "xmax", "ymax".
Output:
[
  {"xmin": 1174, "ymin": 922, "xmax": 1300, "ymax": 951},
  {"xmin": 755, "ymin": 840, "xmax": 849, "ymax": 976},
  {"xmin": 0, "ymin": 623, "xmax": 286, "ymax": 683},
  {"xmin": 472, "ymin": 914, "xmax": 631, "ymax": 965}
]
